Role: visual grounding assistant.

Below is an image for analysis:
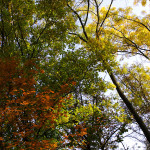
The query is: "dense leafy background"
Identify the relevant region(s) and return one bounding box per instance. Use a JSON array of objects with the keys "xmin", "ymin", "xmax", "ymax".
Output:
[{"xmin": 0, "ymin": 0, "xmax": 149, "ymax": 149}]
